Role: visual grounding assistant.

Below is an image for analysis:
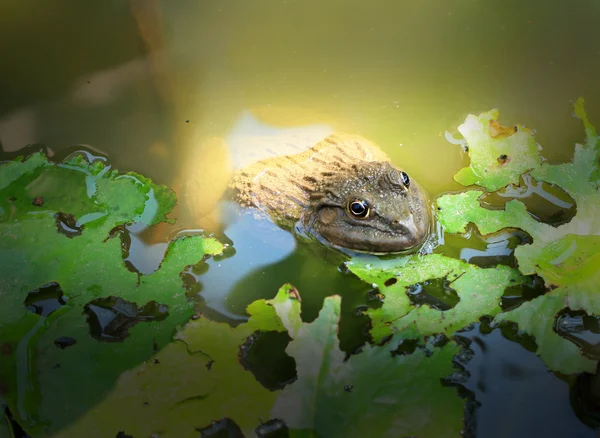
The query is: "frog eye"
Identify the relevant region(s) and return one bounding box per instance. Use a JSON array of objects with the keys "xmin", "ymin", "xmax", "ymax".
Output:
[
  {"xmin": 400, "ymin": 171, "xmax": 410, "ymax": 188},
  {"xmin": 348, "ymin": 199, "xmax": 370, "ymax": 219}
]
